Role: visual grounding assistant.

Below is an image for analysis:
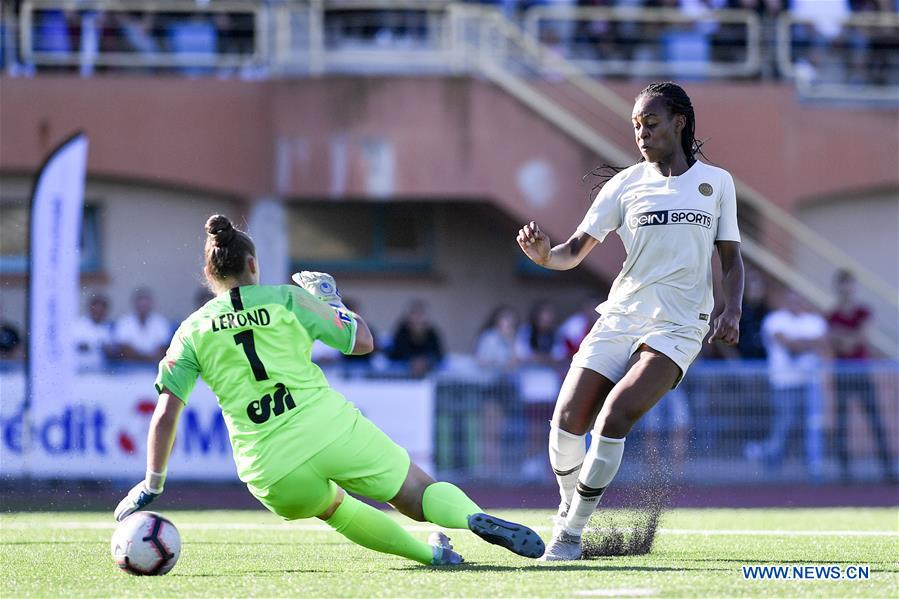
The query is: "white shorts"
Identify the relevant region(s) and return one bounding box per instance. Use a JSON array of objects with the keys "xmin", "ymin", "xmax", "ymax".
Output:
[{"xmin": 571, "ymin": 312, "xmax": 708, "ymax": 388}]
